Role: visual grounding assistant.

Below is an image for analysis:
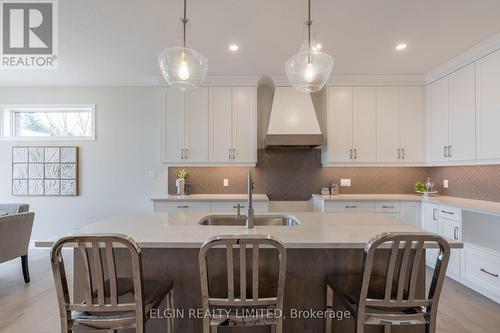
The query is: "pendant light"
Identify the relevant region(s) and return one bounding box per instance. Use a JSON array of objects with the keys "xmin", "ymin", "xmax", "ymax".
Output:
[
  {"xmin": 286, "ymin": 0, "xmax": 334, "ymax": 93},
  {"xmin": 159, "ymin": 0, "xmax": 208, "ymax": 92}
]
